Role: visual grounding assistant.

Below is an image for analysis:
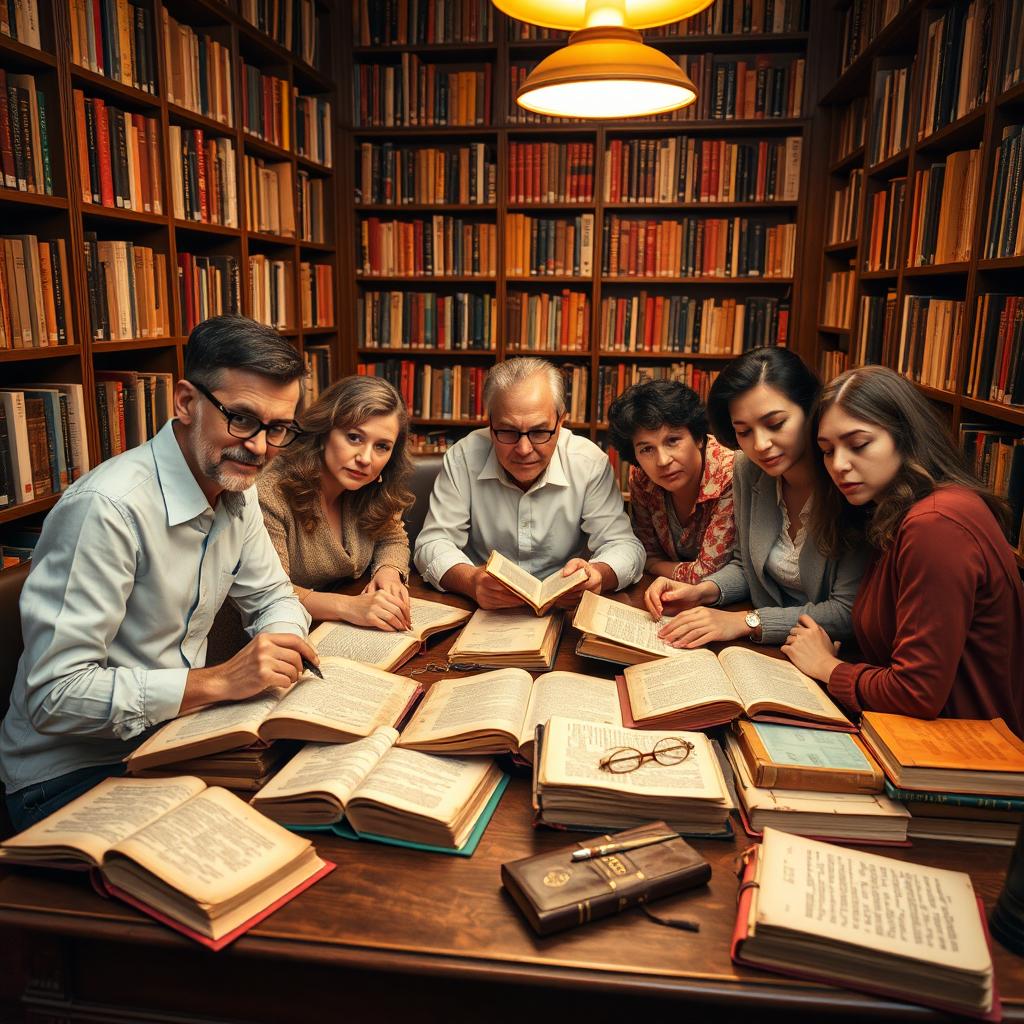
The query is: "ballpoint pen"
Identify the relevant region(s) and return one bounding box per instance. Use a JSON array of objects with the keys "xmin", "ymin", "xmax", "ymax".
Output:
[
  {"xmin": 571, "ymin": 832, "xmax": 679, "ymax": 862},
  {"xmin": 301, "ymin": 657, "xmax": 324, "ymax": 679}
]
